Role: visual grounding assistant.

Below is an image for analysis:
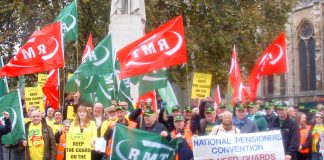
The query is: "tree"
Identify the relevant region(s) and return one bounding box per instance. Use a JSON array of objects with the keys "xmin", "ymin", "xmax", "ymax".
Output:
[
  {"xmin": 145, "ymin": 0, "xmax": 296, "ymax": 91},
  {"xmin": 0, "ymin": 0, "xmax": 296, "ymax": 91}
]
